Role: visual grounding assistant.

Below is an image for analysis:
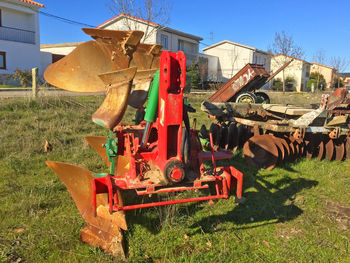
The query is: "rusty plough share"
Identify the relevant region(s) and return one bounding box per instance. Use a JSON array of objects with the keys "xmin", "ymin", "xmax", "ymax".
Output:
[
  {"xmin": 201, "ymin": 88, "xmax": 350, "ymax": 170},
  {"xmin": 44, "ymin": 28, "xmax": 244, "ymax": 259}
]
